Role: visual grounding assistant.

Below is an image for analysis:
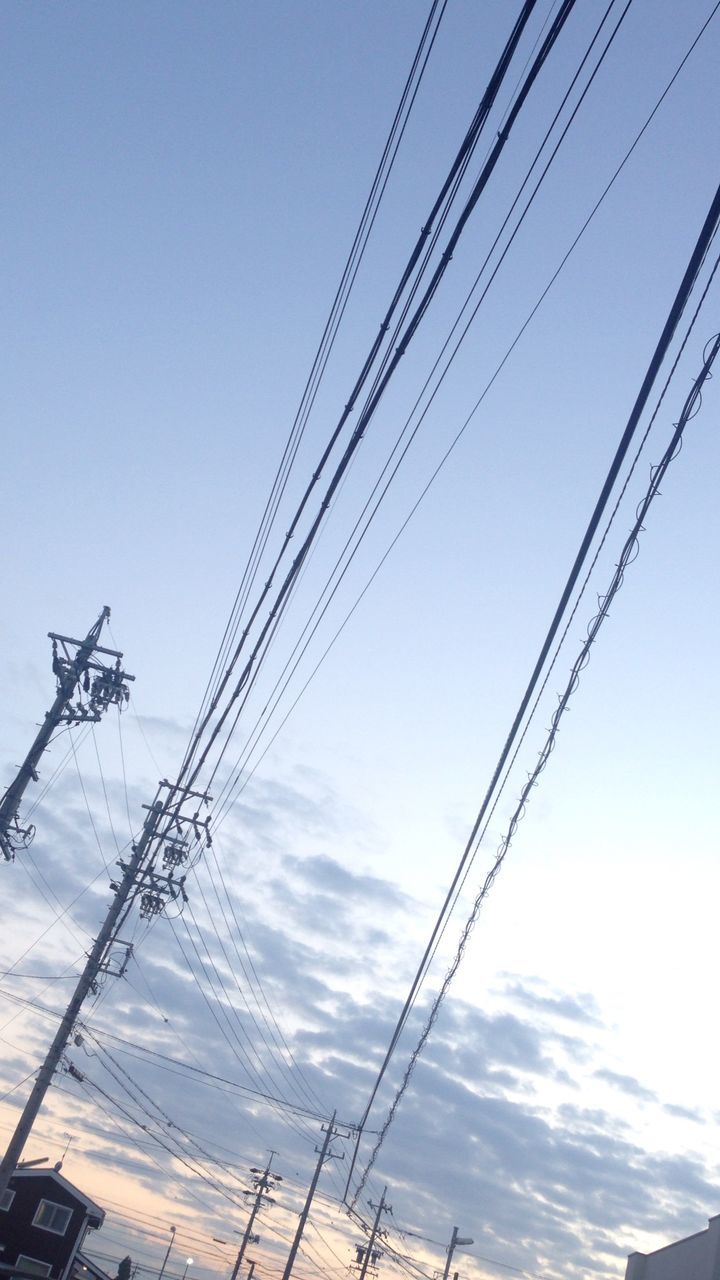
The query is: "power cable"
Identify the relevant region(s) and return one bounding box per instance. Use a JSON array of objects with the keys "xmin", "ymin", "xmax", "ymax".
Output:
[
  {"xmin": 70, "ymin": 1066, "xmax": 254, "ymax": 1213},
  {"xmin": 190, "ymin": 851, "xmax": 328, "ymax": 1115},
  {"xmin": 166, "ymin": 916, "xmax": 316, "ymax": 1144},
  {"xmin": 209, "ymin": 0, "xmax": 720, "ymax": 845},
  {"xmin": 188, "ymin": 0, "xmax": 450, "ymax": 753},
  {"xmin": 69, "ymin": 728, "xmax": 114, "ymax": 870},
  {"xmin": 183, "ymin": 892, "xmax": 324, "ymax": 1122},
  {"xmin": 117, "ymin": 958, "xmax": 275, "ymax": 1147},
  {"xmin": 207, "ymin": 0, "xmax": 633, "ymax": 831},
  {"xmin": 196, "ymin": 0, "xmax": 579, "ymax": 796},
  {"xmin": 0, "ymin": 984, "xmax": 341, "ymax": 1128},
  {"xmin": 59, "ymin": 1073, "xmax": 239, "ymax": 1222},
  {"xmin": 0, "ymin": 1068, "xmax": 37, "ymax": 1105},
  {"xmin": 343, "ymin": 175, "xmax": 720, "ymax": 1200},
  {"xmin": 177, "ymin": 0, "xmax": 550, "ymax": 791},
  {"xmin": 353, "ymin": 313, "xmax": 720, "ymax": 1199},
  {"xmin": 81, "ymin": 1029, "xmax": 263, "ymax": 1198},
  {"xmin": 393, "ymin": 187, "xmax": 720, "ymax": 1033}
]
